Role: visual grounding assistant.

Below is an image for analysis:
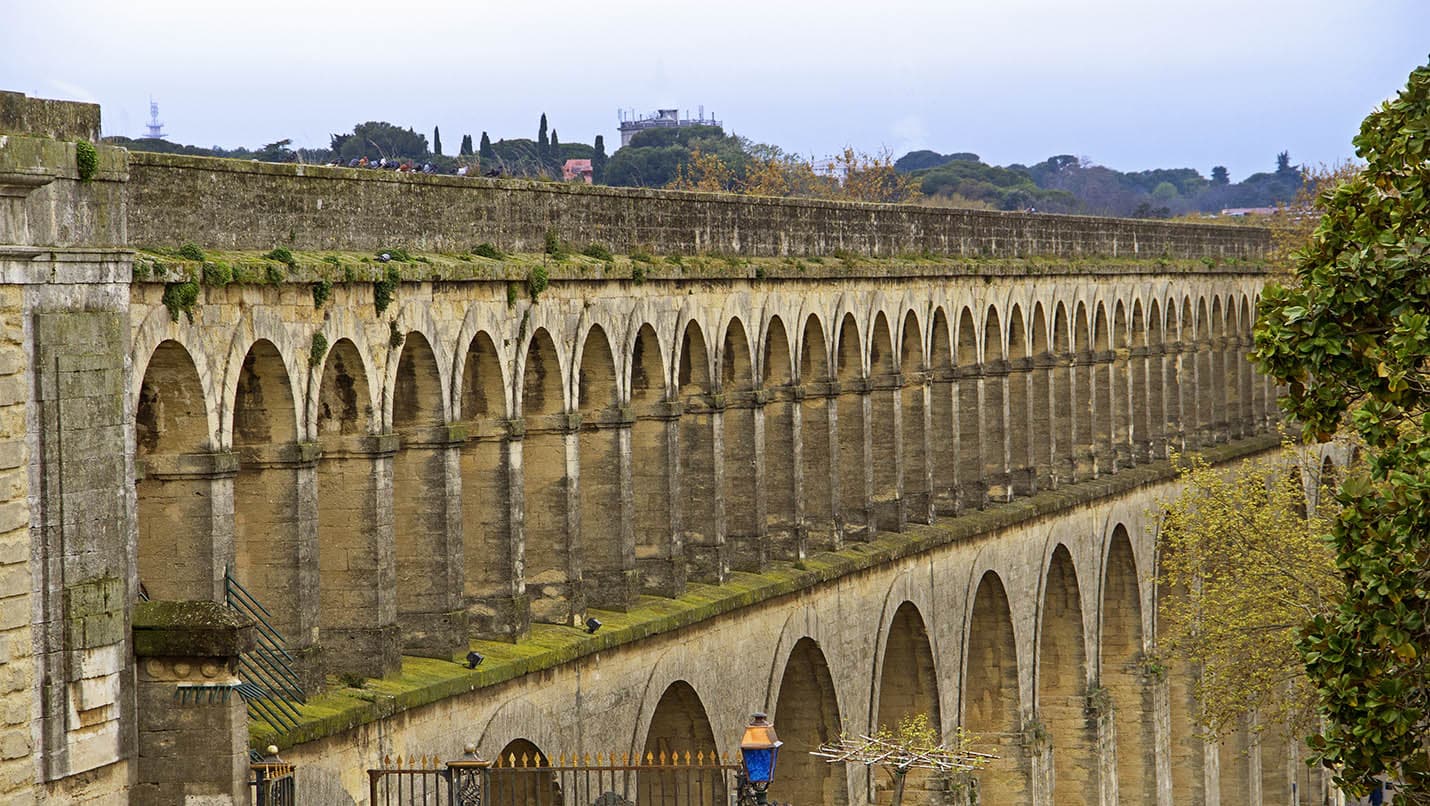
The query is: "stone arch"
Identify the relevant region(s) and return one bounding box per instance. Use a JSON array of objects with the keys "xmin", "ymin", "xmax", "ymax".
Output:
[
  {"xmin": 629, "ymin": 323, "xmax": 678, "ymax": 596},
  {"xmin": 135, "ymin": 340, "xmax": 217, "ymax": 602},
  {"xmin": 677, "ymin": 320, "xmax": 723, "ymax": 582},
  {"xmin": 638, "ymin": 681, "xmax": 725, "ymax": 804},
  {"xmin": 459, "ymin": 330, "xmax": 517, "ymax": 638},
  {"xmin": 230, "ymin": 339, "xmax": 309, "ymax": 645},
  {"xmin": 722, "ymin": 318, "xmax": 760, "ymax": 550},
  {"xmin": 1039, "ymin": 546, "xmax": 1096, "ymax": 806},
  {"xmin": 1162, "ymin": 299, "xmax": 1185, "ymax": 450},
  {"xmin": 983, "ymin": 306, "xmax": 1009, "ymax": 501},
  {"xmin": 762, "ymin": 316, "xmax": 799, "ymax": 557},
  {"xmin": 963, "ymin": 570, "xmax": 1027, "ymax": 803},
  {"xmin": 130, "ymin": 310, "xmax": 221, "ymax": 449},
  {"xmin": 800, "ymin": 313, "xmax": 837, "ymax": 547},
  {"xmin": 870, "ymin": 311, "xmax": 901, "ymax": 530},
  {"xmin": 873, "ymin": 602, "xmax": 941, "ymax": 803},
  {"xmin": 899, "ymin": 310, "xmax": 930, "ymax": 523},
  {"xmin": 1211, "ymin": 296, "xmax": 1230, "ymax": 443},
  {"xmin": 1091, "ymin": 303, "xmax": 1113, "ymax": 474},
  {"xmin": 1195, "ymin": 296, "xmax": 1213, "ymax": 446},
  {"xmin": 577, "ymin": 324, "xmax": 633, "ymax": 609},
  {"xmin": 1111, "ymin": 299, "xmax": 1132, "ymax": 466},
  {"xmin": 1029, "ymin": 302, "xmax": 1054, "ymax": 489},
  {"xmin": 314, "ymin": 338, "xmax": 394, "ymax": 675},
  {"xmin": 928, "ymin": 307, "xmax": 956, "ymax": 512},
  {"xmin": 1072, "ymin": 301, "xmax": 1094, "ymax": 479},
  {"xmin": 1007, "ymin": 304, "xmax": 1033, "ymax": 495},
  {"xmin": 490, "ymin": 738, "xmax": 562, "ymax": 804},
  {"xmin": 956, "ymin": 307, "xmax": 983, "ymax": 506},
  {"xmin": 523, "ymin": 327, "xmax": 579, "ymax": 624},
  {"xmin": 835, "ymin": 312, "xmax": 870, "ymax": 536},
  {"xmin": 381, "ymin": 311, "xmax": 452, "ymax": 431},
  {"xmin": 1133, "ymin": 298, "xmax": 1158, "ymax": 459},
  {"xmin": 1051, "ymin": 302, "xmax": 1075, "ymax": 484},
  {"xmin": 1102, "ymin": 524, "xmax": 1154, "ymax": 803},
  {"xmin": 769, "ymin": 638, "xmax": 848, "ymax": 806}
]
